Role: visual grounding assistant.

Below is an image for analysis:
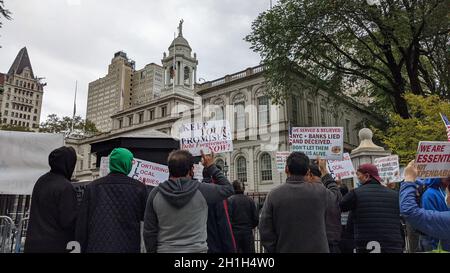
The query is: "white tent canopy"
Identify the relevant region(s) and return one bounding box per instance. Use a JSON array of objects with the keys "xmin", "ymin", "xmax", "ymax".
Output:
[{"xmin": 0, "ymin": 131, "xmax": 64, "ymax": 195}]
